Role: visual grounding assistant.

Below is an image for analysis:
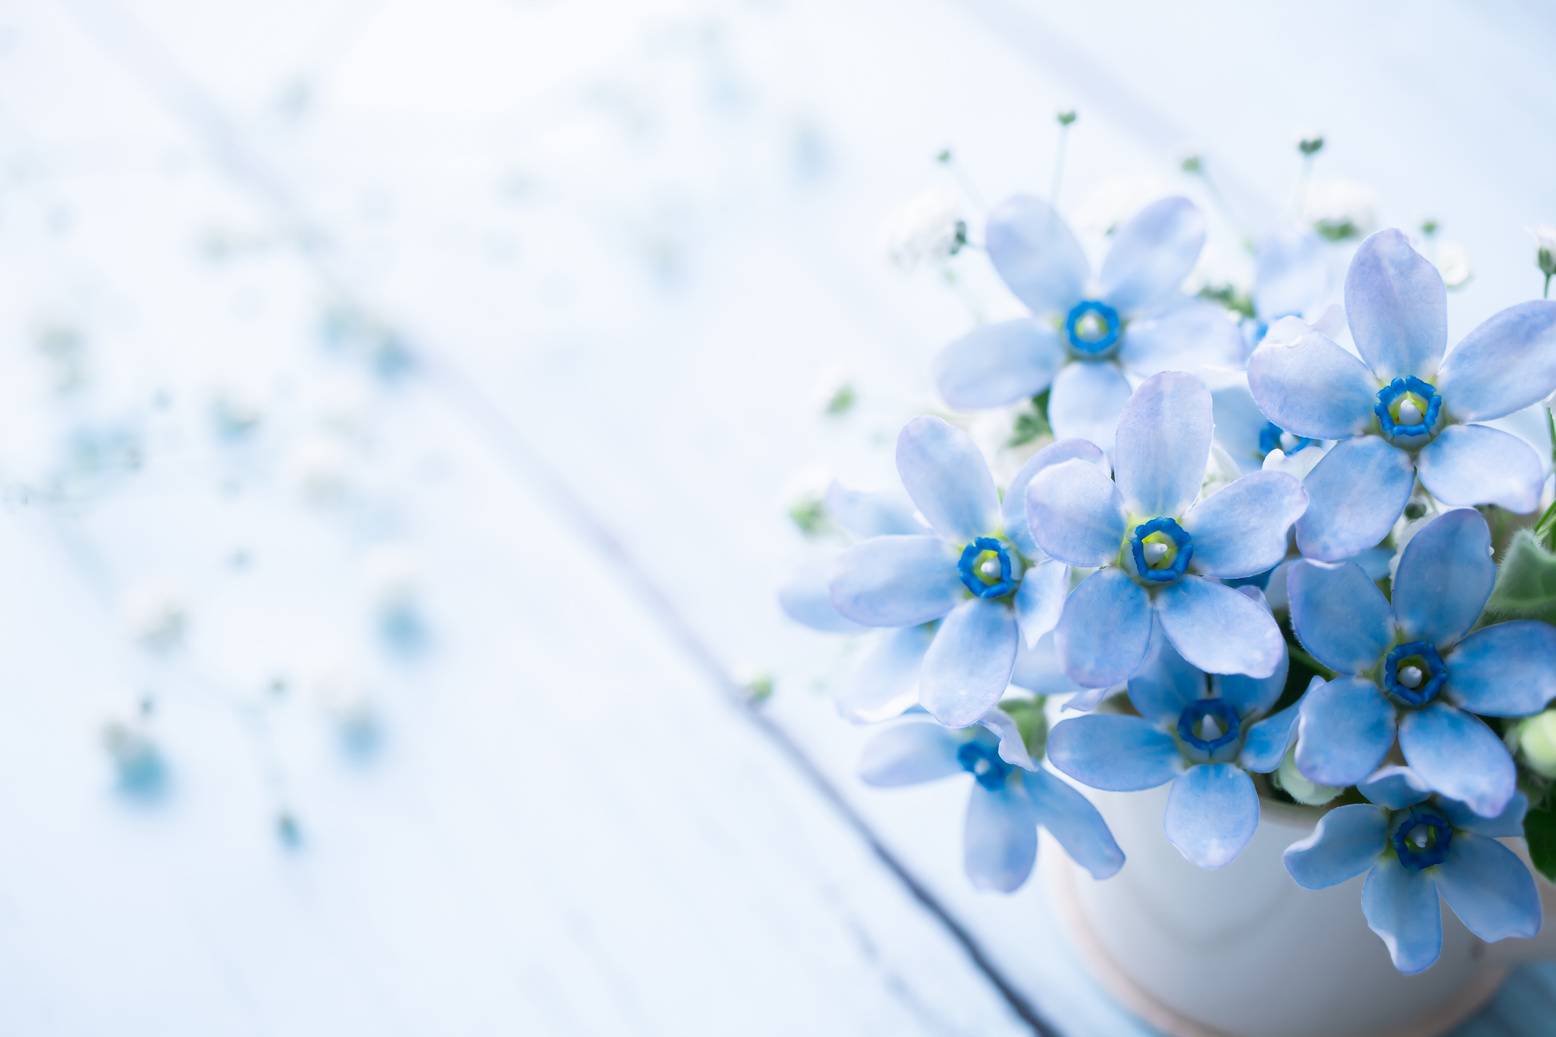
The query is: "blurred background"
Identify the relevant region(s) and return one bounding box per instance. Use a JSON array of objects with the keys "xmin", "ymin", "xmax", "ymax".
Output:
[{"xmin": 0, "ymin": 1, "xmax": 1554, "ymax": 1033}]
